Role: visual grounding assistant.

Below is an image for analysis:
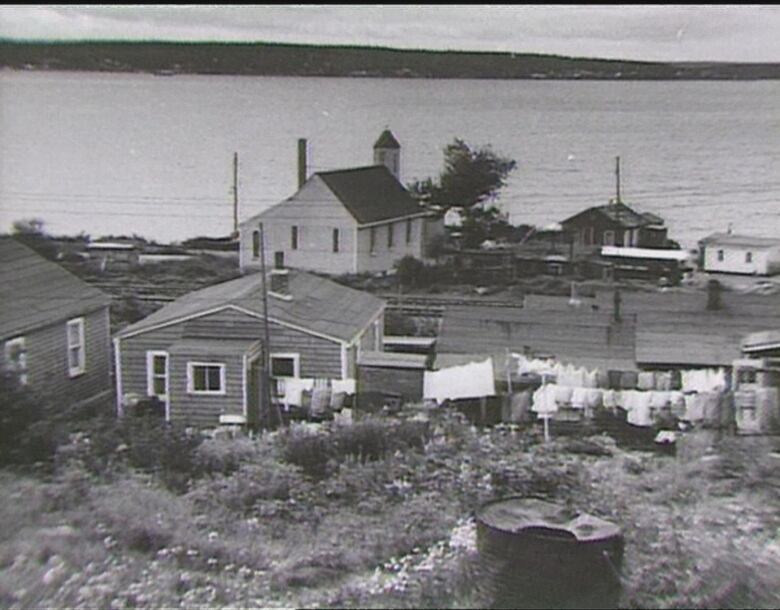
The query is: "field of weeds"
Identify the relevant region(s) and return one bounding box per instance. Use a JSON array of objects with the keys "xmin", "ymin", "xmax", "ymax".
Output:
[{"xmin": 1, "ymin": 408, "xmax": 780, "ymax": 609}]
